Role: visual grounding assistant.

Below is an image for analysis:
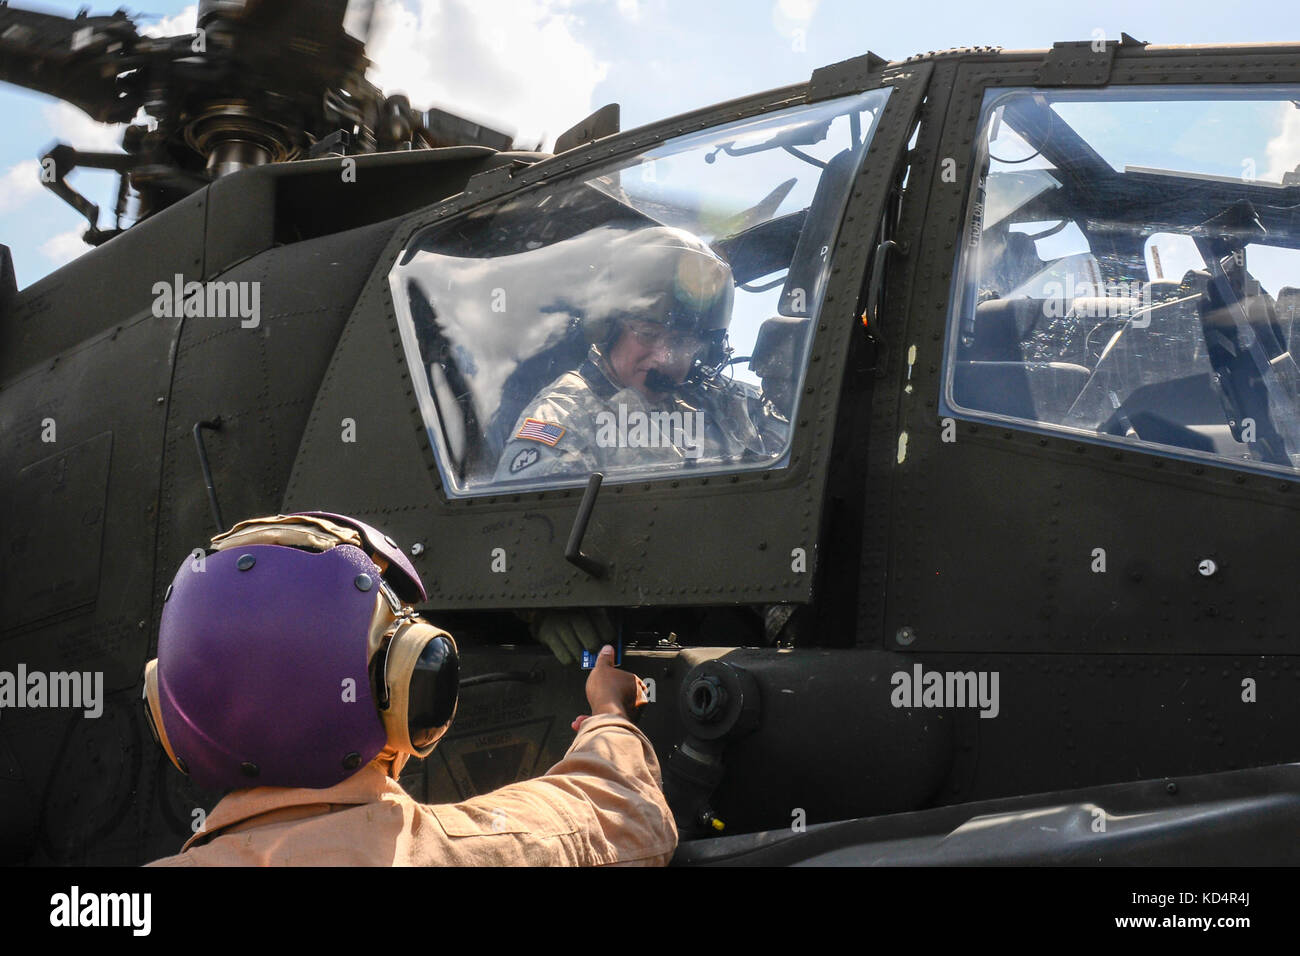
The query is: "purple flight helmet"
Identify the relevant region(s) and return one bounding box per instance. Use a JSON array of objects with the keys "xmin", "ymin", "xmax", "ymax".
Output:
[{"xmin": 156, "ymin": 529, "xmax": 423, "ymax": 791}]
